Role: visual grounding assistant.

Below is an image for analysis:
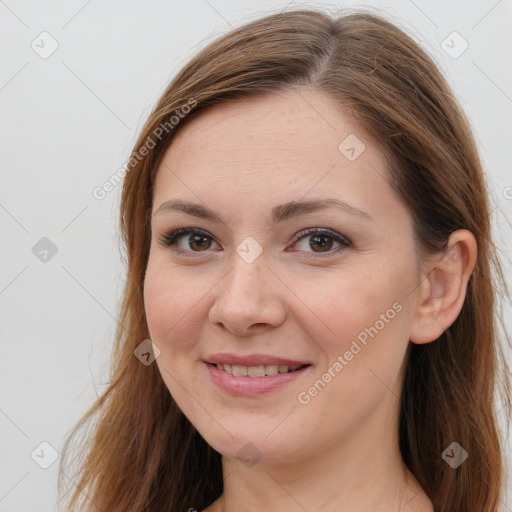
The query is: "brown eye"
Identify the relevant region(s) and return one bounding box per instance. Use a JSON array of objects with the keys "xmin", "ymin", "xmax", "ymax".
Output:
[
  {"xmin": 158, "ymin": 227, "xmax": 219, "ymax": 254},
  {"xmin": 290, "ymin": 228, "xmax": 351, "ymax": 257},
  {"xmin": 158, "ymin": 226, "xmax": 352, "ymax": 258},
  {"xmin": 187, "ymin": 234, "xmax": 213, "ymax": 251}
]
